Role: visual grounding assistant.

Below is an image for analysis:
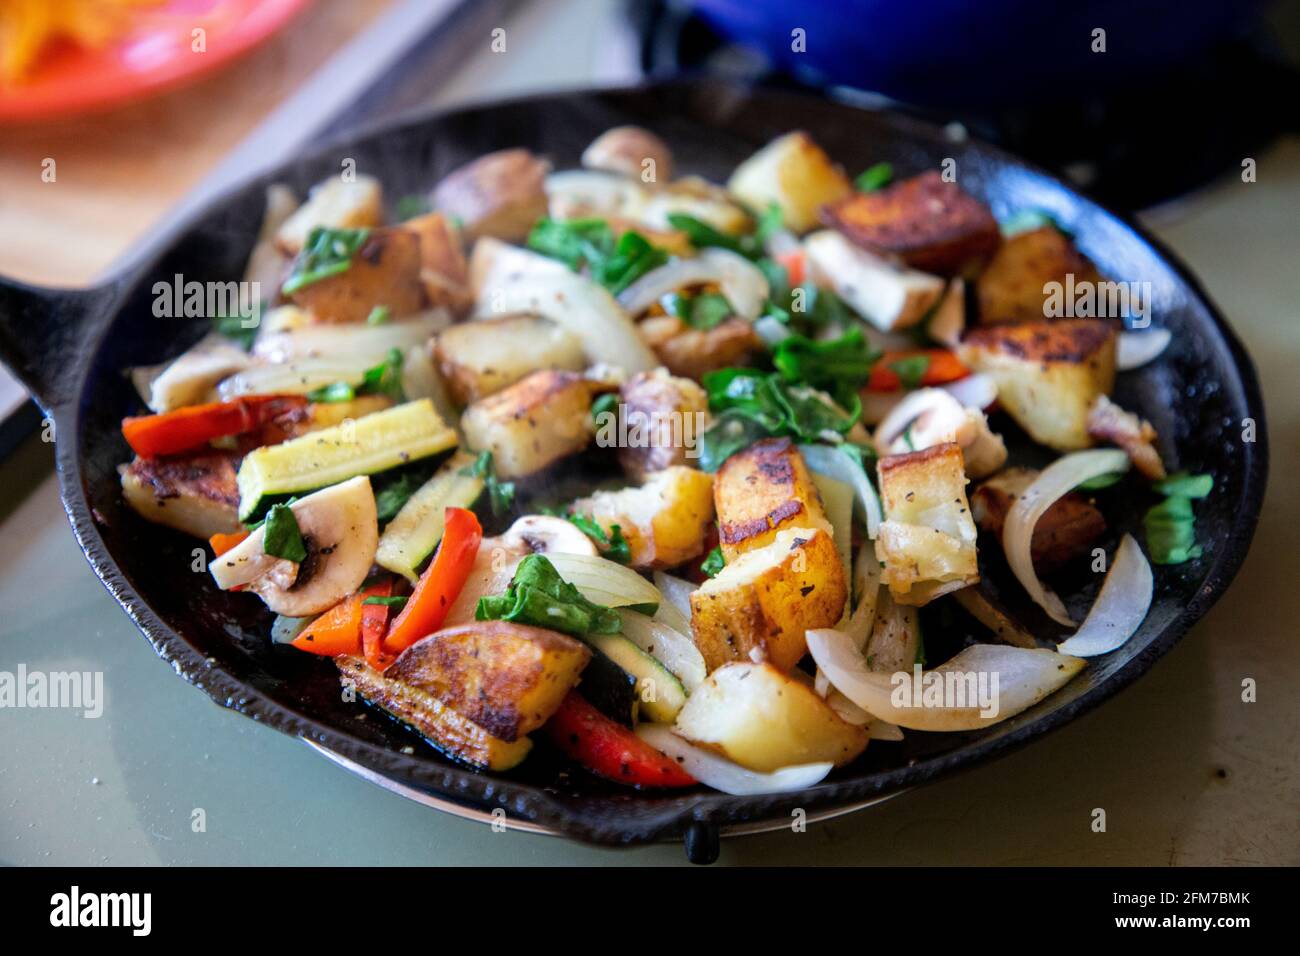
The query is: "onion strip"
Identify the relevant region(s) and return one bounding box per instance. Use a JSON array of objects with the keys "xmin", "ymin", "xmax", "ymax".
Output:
[
  {"xmin": 1003, "ymin": 449, "xmax": 1131, "ymax": 626},
  {"xmin": 544, "ymin": 552, "xmax": 662, "ymax": 610},
  {"xmin": 617, "ymin": 248, "xmax": 770, "ymax": 321},
  {"xmin": 616, "ymin": 609, "xmax": 706, "ymax": 692},
  {"xmin": 798, "ymin": 443, "xmax": 883, "ymax": 538},
  {"xmin": 1056, "ymin": 534, "xmax": 1153, "ymax": 657},
  {"xmin": 635, "ymin": 724, "xmax": 832, "ymax": 795},
  {"xmin": 1117, "ymin": 328, "xmax": 1171, "ymax": 371}
]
